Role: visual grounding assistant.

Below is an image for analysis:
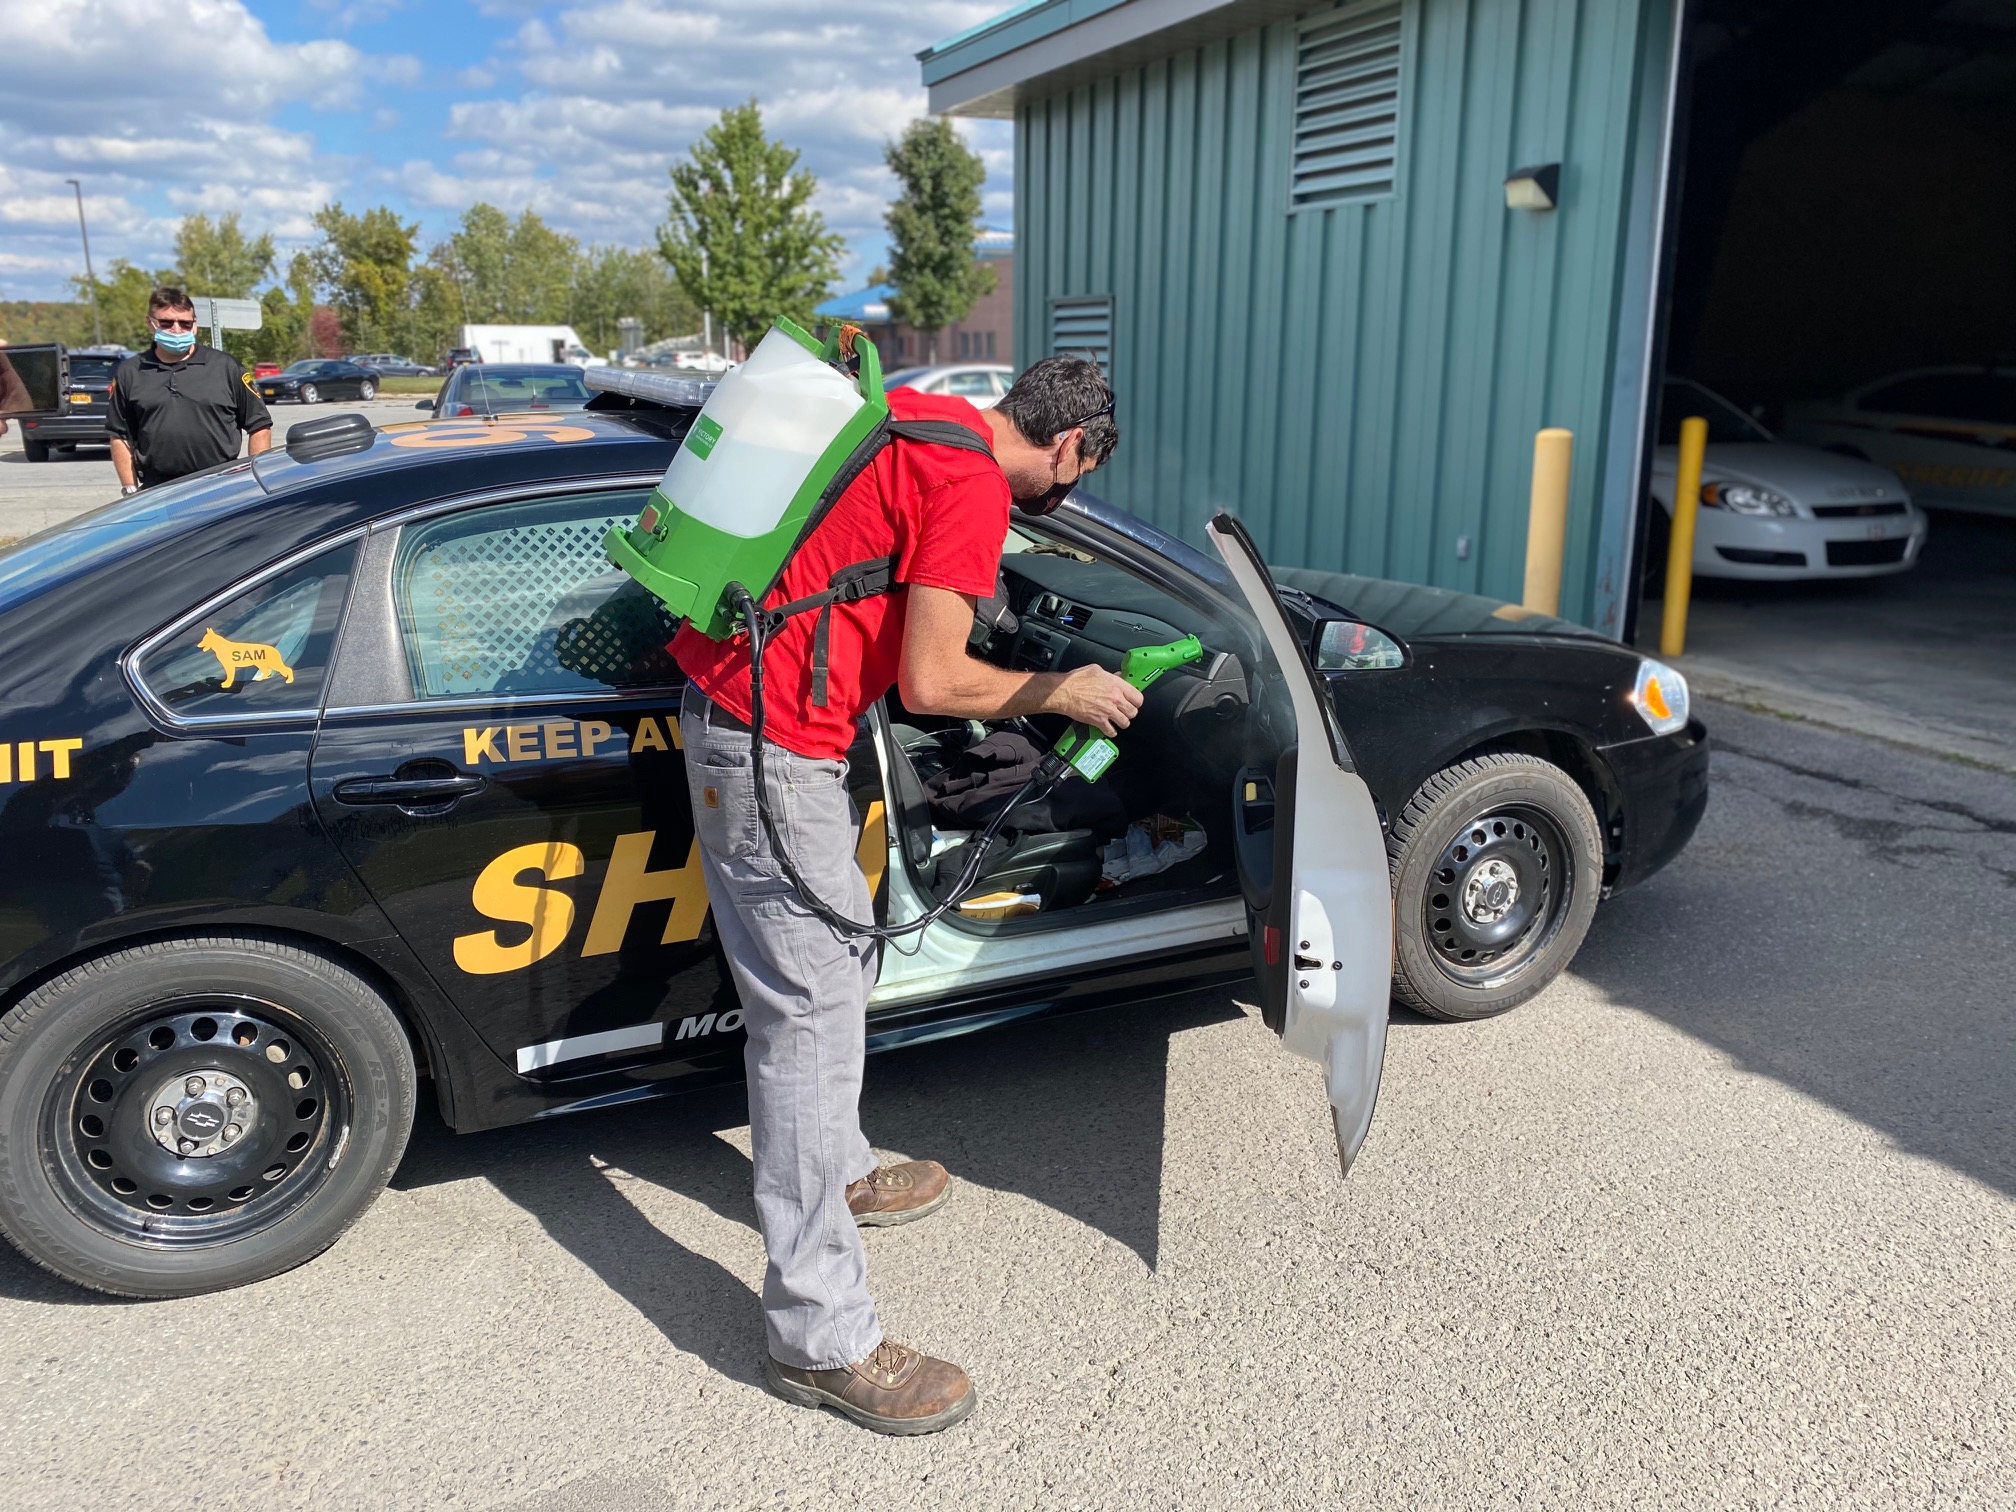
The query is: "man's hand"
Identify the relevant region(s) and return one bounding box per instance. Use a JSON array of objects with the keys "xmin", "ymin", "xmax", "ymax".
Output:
[
  {"xmin": 1047, "ymin": 664, "xmax": 1143, "ymax": 736},
  {"xmin": 899, "ymin": 584, "xmax": 1150, "ymax": 736}
]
